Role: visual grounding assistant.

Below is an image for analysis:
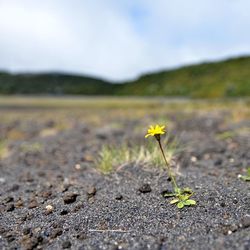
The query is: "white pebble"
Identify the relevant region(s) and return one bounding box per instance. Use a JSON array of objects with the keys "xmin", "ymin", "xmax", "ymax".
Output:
[
  {"xmin": 0, "ymin": 178, "xmax": 6, "ymax": 183},
  {"xmin": 75, "ymin": 164, "xmax": 81, "ymax": 170},
  {"xmin": 46, "ymin": 205, "xmax": 54, "ymax": 211},
  {"xmin": 191, "ymin": 156, "xmax": 197, "ymax": 162}
]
